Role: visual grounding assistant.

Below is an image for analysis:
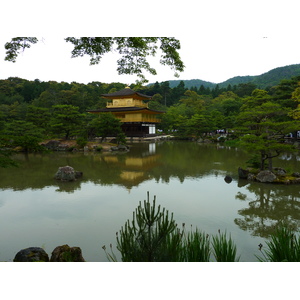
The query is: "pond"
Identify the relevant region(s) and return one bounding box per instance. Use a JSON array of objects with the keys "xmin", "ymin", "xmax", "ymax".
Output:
[{"xmin": 1, "ymin": 141, "xmax": 300, "ymax": 262}]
